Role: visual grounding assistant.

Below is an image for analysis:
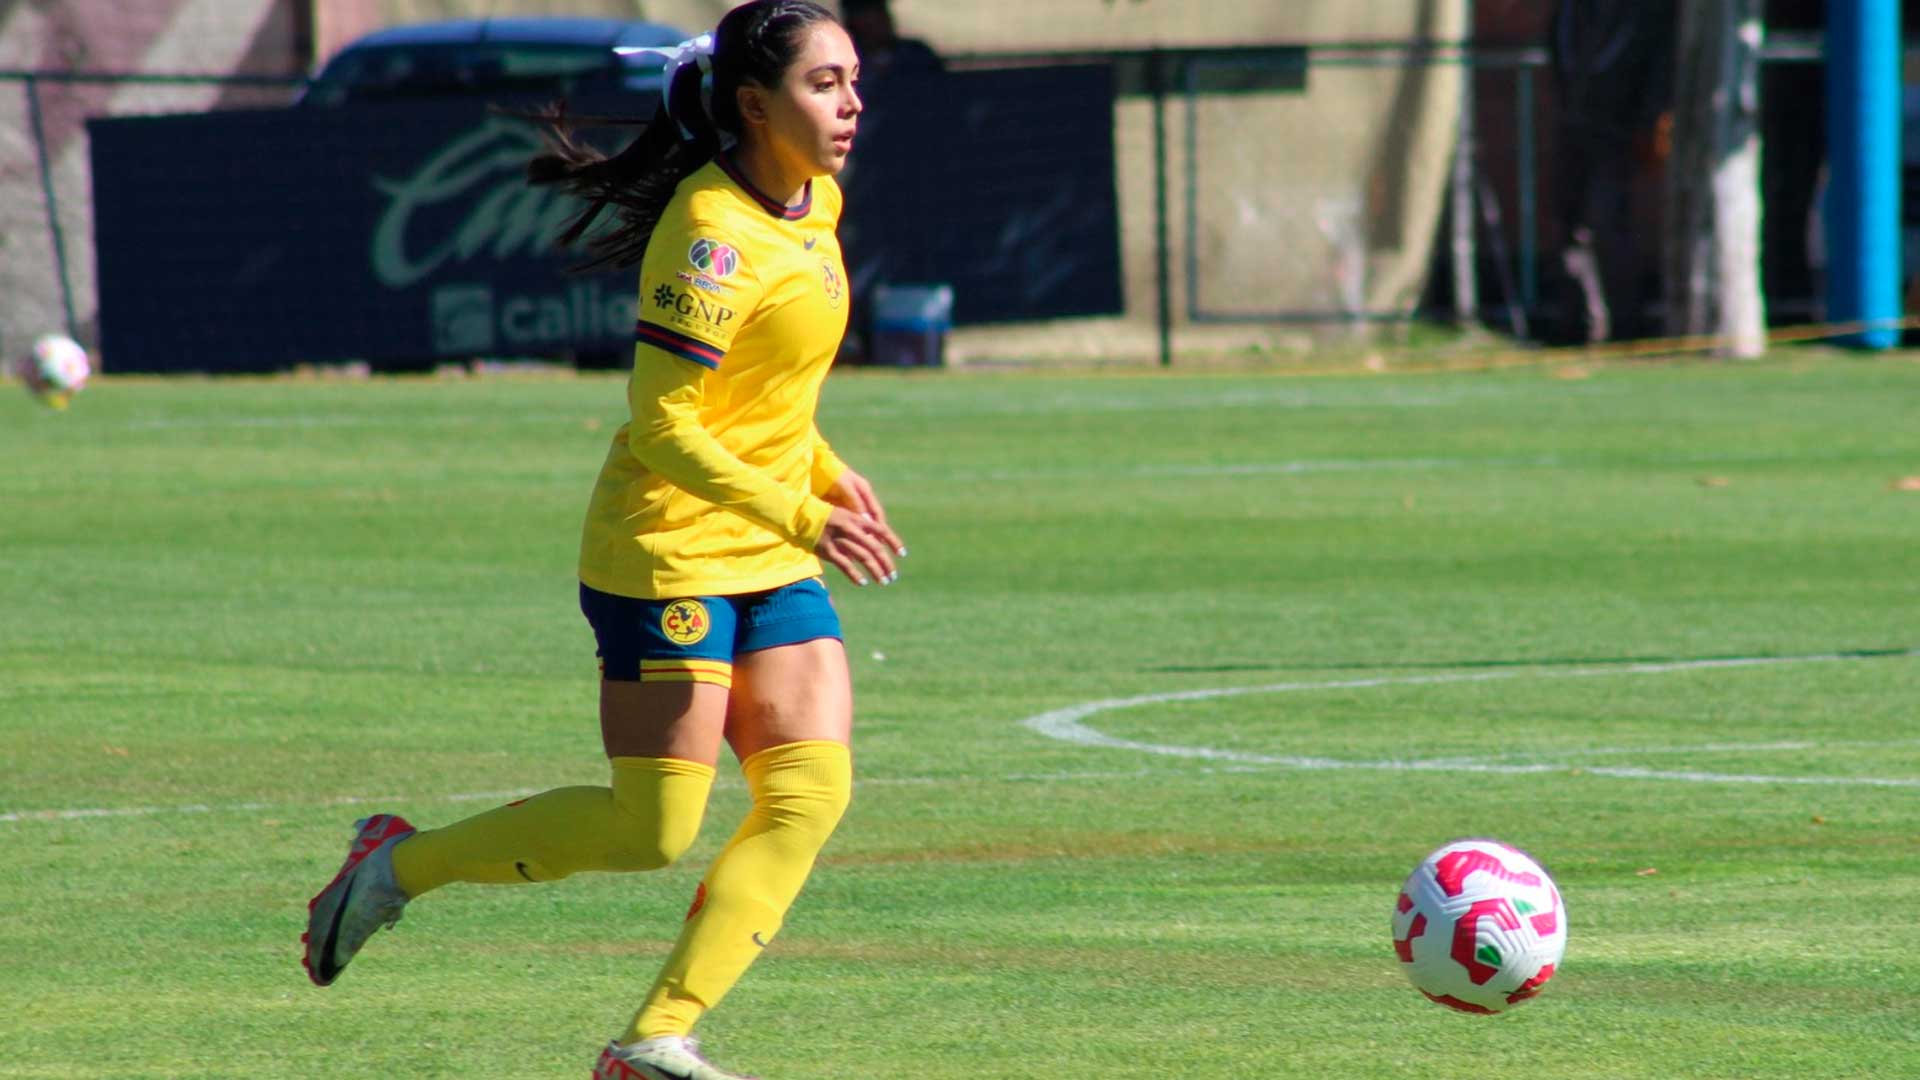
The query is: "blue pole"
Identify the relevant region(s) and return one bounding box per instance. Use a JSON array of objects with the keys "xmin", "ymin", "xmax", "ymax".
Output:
[{"xmin": 1825, "ymin": 0, "xmax": 1902, "ymax": 349}]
